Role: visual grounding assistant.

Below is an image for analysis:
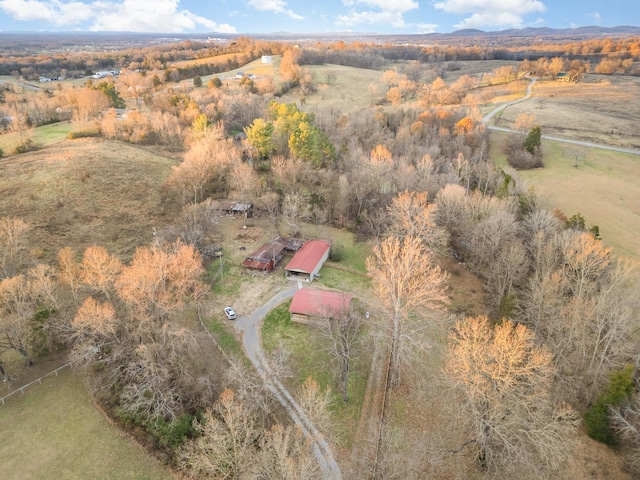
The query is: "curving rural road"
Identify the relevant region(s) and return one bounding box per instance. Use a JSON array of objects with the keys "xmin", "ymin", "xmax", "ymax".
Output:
[
  {"xmin": 233, "ymin": 285, "xmax": 343, "ymax": 480},
  {"xmin": 482, "ymin": 77, "xmax": 640, "ymax": 156}
]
